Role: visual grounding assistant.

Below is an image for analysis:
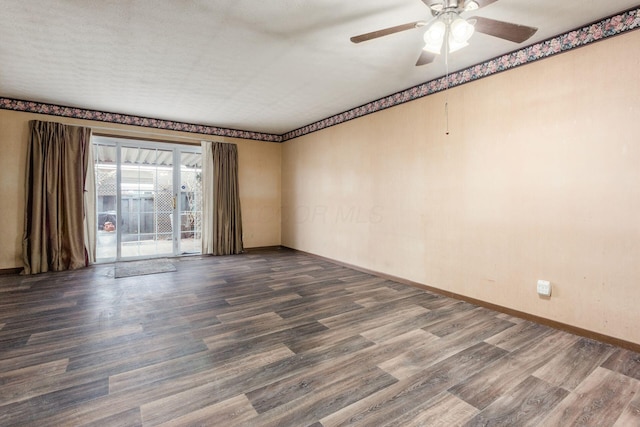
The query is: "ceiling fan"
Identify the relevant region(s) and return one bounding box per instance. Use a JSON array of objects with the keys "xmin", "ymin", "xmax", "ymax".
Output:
[{"xmin": 350, "ymin": 0, "xmax": 538, "ymax": 66}]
